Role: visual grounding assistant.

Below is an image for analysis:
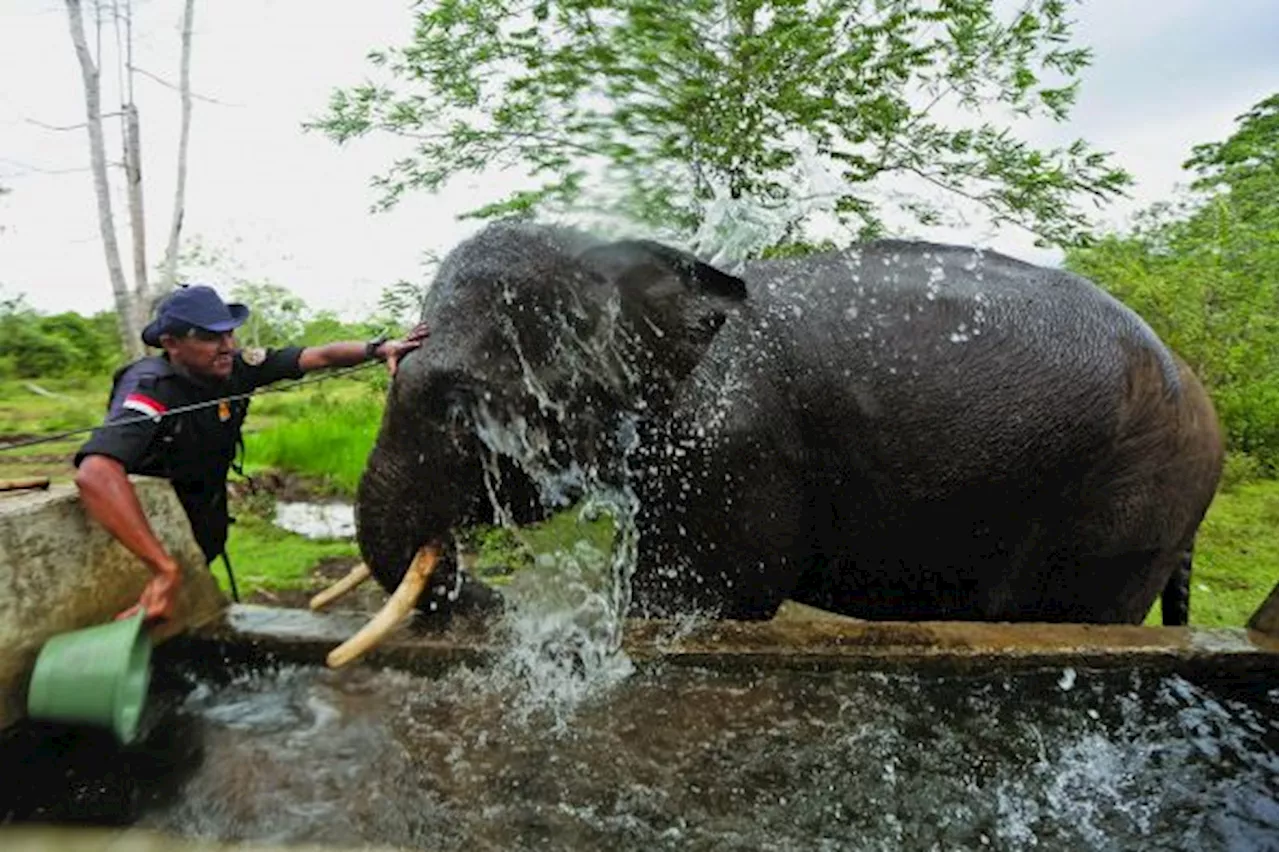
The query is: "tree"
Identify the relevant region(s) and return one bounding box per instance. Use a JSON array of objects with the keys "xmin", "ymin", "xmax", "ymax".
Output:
[
  {"xmin": 0, "ymin": 294, "xmax": 122, "ymax": 378},
  {"xmin": 160, "ymin": 0, "xmax": 197, "ymax": 292},
  {"xmin": 65, "ymin": 0, "xmax": 139, "ymax": 357},
  {"xmin": 230, "ymin": 280, "xmax": 308, "ymax": 348},
  {"xmin": 373, "ymin": 250, "xmax": 438, "ymax": 326},
  {"xmin": 63, "ymin": 0, "xmax": 198, "ymax": 359},
  {"xmin": 314, "ymin": 0, "xmax": 1130, "ymax": 251},
  {"xmin": 1066, "ymin": 94, "xmax": 1278, "ymax": 472},
  {"xmin": 1184, "ymin": 94, "xmax": 1277, "ymax": 232}
]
